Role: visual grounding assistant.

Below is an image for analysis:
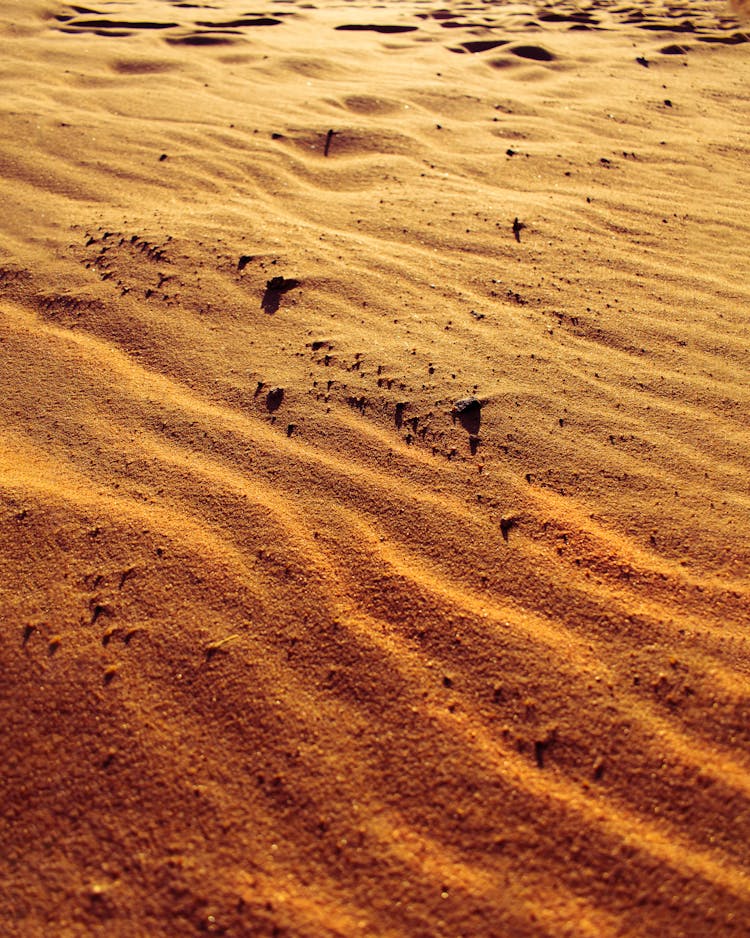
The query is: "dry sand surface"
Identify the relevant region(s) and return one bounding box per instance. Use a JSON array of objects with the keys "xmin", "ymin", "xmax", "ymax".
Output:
[{"xmin": 1, "ymin": 0, "xmax": 750, "ymax": 934}]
